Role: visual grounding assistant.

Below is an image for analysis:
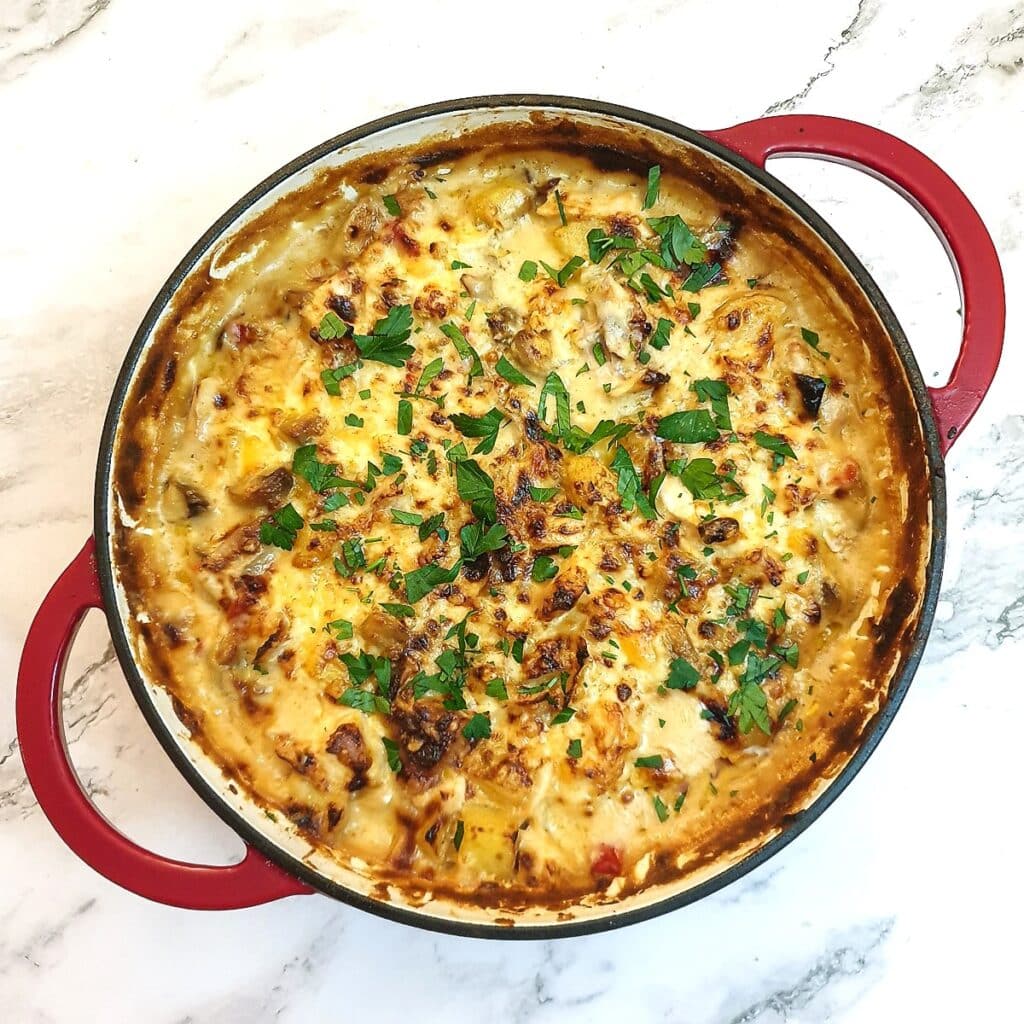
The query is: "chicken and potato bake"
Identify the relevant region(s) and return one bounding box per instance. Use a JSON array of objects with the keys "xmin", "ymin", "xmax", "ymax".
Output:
[{"xmin": 112, "ymin": 124, "xmax": 928, "ymax": 907}]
